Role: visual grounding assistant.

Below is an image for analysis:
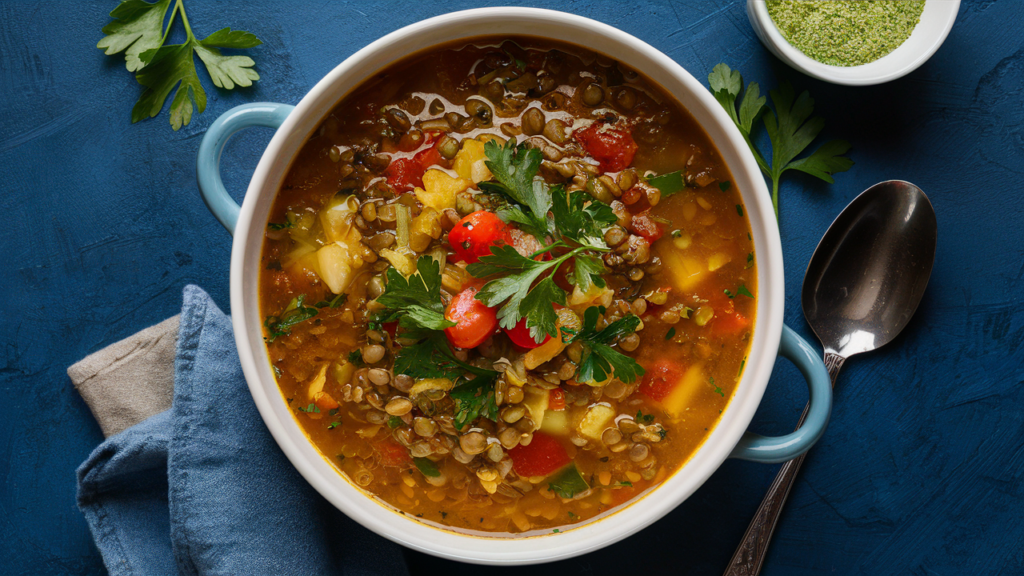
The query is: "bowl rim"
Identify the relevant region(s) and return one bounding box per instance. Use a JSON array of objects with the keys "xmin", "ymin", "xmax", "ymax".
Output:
[
  {"xmin": 747, "ymin": 0, "xmax": 960, "ymax": 86},
  {"xmin": 229, "ymin": 7, "xmax": 785, "ymax": 564}
]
